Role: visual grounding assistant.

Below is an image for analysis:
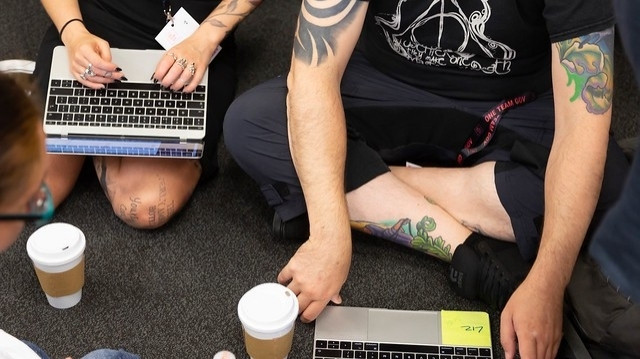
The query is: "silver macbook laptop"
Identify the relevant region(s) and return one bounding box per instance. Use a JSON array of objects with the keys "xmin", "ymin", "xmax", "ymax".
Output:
[
  {"xmin": 43, "ymin": 46, "xmax": 208, "ymax": 158},
  {"xmin": 313, "ymin": 306, "xmax": 494, "ymax": 359}
]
